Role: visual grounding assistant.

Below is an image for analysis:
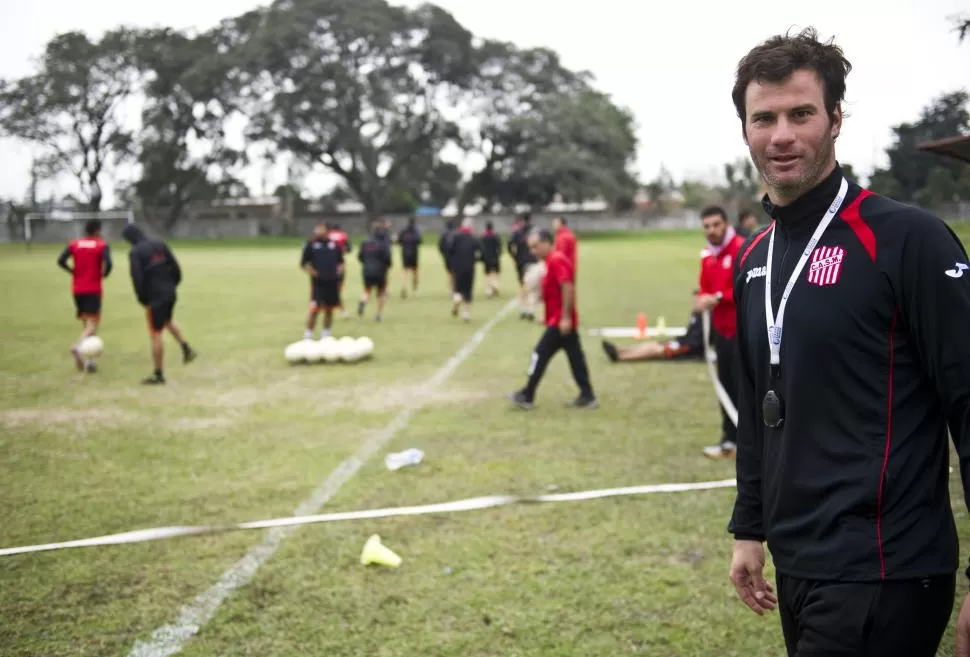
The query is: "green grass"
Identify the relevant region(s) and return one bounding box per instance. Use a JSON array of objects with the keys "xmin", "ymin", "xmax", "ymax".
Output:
[{"xmin": 1, "ymin": 230, "xmax": 968, "ymax": 657}]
